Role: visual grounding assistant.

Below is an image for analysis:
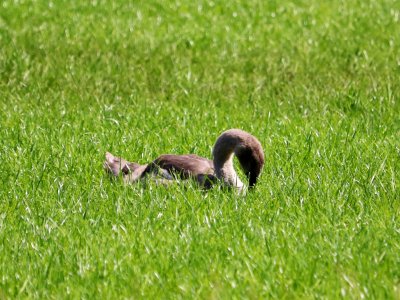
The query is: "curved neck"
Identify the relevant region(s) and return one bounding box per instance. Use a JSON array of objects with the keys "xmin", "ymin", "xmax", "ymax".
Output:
[
  {"xmin": 212, "ymin": 129, "xmax": 264, "ymax": 192},
  {"xmin": 213, "ymin": 151, "xmax": 244, "ymax": 191}
]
